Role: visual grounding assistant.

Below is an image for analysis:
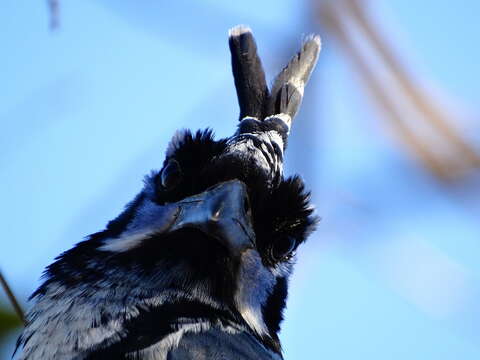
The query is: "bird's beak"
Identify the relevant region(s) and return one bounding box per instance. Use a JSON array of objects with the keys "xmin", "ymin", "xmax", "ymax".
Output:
[{"xmin": 169, "ymin": 180, "xmax": 256, "ymax": 257}]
